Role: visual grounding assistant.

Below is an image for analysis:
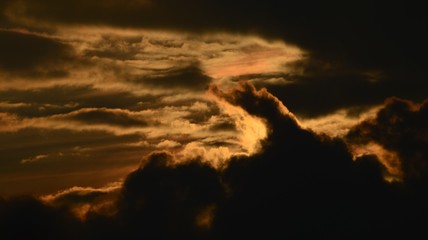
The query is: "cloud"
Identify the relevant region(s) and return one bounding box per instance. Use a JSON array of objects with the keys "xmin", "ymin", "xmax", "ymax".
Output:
[
  {"xmin": 0, "ymin": 196, "xmax": 81, "ymax": 239},
  {"xmin": 298, "ymin": 105, "xmax": 381, "ymax": 137},
  {"xmin": 64, "ymin": 108, "xmax": 148, "ymax": 128},
  {"xmin": 2, "ymin": 0, "xmax": 427, "ymax": 118},
  {"xmin": 209, "ymin": 84, "xmax": 269, "ymax": 156},
  {"xmin": 347, "ymin": 97, "xmax": 428, "ymax": 183},
  {"xmin": 1, "ymin": 1, "xmax": 428, "ymax": 237},
  {"xmin": 209, "ymin": 81, "xmax": 297, "ymax": 132},
  {"xmin": 115, "ymin": 151, "xmax": 224, "ymax": 239},
  {"xmin": 208, "ymin": 118, "xmax": 237, "ymax": 132},
  {"xmin": 131, "ymin": 63, "xmax": 212, "ymax": 91},
  {"xmin": 349, "ymin": 142, "xmax": 402, "ymax": 182},
  {"xmin": 207, "ymin": 83, "xmax": 428, "ymax": 239},
  {"xmin": 3, "ymin": 1, "xmax": 425, "ymax": 71},
  {"xmin": 84, "ymin": 34, "xmax": 143, "ymax": 60},
  {"xmin": 0, "ymin": 128, "xmax": 145, "ymax": 196},
  {"xmin": 178, "ymin": 142, "xmax": 232, "ymax": 168},
  {"xmin": 41, "ymin": 182, "xmax": 122, "ymax": 220},
  {"xmin": 1, "ymin": 84, "xmax": 428, "ymax": 238},
  {"xmin": 20, "ymin": 154, "xmax": 48, "ymax": 164},
  {"xmin": 0, "ymin": 85, "xmax": 146, "ymax": 118},
  {"xmin": 0, "ymin": 29, "xmax": 77, "ymax": 78},
  {"xmin": 230, "ymin": 72, "xmax": 291, "ymax": 87},
  {"xmin": 156, "ymin": 140, "xmax": 181, "ymax": 148},
  {"xmin": 258, "ymin": 59, "xmax": 428, "ymax": 117}
]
